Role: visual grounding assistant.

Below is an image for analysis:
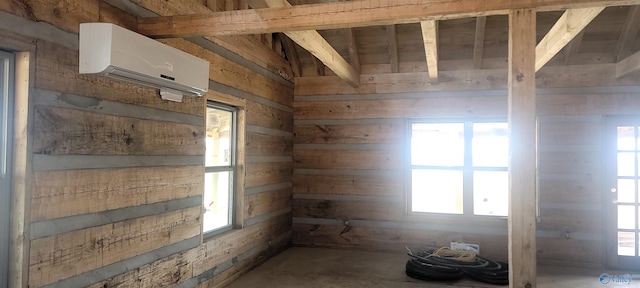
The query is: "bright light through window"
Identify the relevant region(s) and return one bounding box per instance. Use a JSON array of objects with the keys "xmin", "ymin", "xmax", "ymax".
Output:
[
  {"xmin": 410, "ymin": 121, "xmax": 508, "ymax": 216},
  {"xmin": 204, "ymin": 103, "xmax": 236, "ymax": 234}
]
